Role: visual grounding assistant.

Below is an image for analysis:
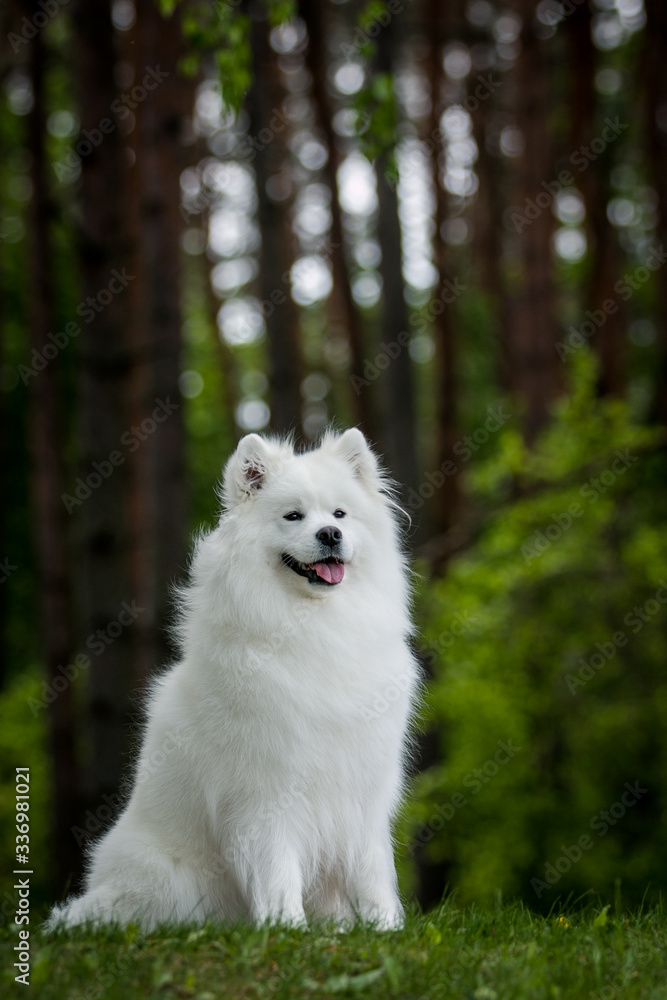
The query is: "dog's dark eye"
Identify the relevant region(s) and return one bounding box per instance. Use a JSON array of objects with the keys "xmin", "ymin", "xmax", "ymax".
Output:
[
  {"xmin": 333, "ymin": 509, "xmax": 346, "ymax": 519},
  {"xmin": 284, "ymin": 511, "xmax": 304, "ymax": 521}
]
